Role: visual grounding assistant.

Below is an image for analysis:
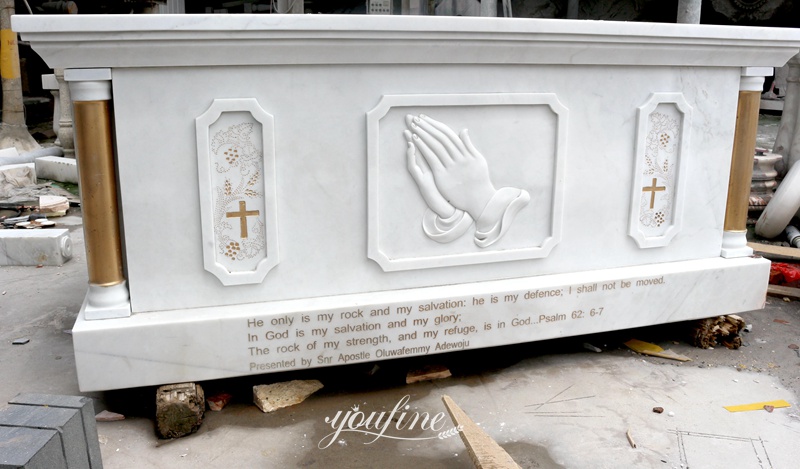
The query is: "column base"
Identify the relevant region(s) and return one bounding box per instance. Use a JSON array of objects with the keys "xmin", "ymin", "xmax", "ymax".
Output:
[
  {"xmin": 84, "ymin": 282, "xmax": 131, "ymax": 320},
  {"xmin": 721, "ymin": 230, "xmax": 754, "ymax": 258}
]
